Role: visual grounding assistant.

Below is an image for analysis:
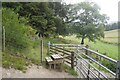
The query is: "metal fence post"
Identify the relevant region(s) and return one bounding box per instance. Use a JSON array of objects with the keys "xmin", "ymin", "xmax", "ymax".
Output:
[
  {"xmin": 85, "ymin": 45, "xmax": 90, "ymax": 79},
  {"xmin": 116, "ymin": 60, "xmax": 120, "ymax": 80}
]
